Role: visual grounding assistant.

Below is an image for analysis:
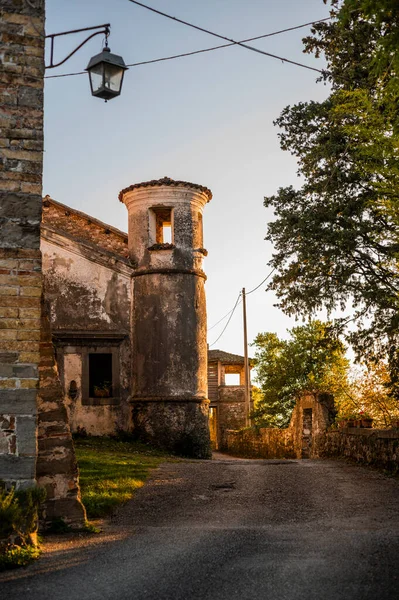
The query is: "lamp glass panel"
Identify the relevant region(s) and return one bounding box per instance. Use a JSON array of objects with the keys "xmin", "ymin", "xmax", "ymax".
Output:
[
  {"xmin": 89, "ymin": 63, "xmax": 104, "ymax": 93},
  {"xmin": 104, "ymin": 63, "xmax": 124, "ymax": 92}
]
